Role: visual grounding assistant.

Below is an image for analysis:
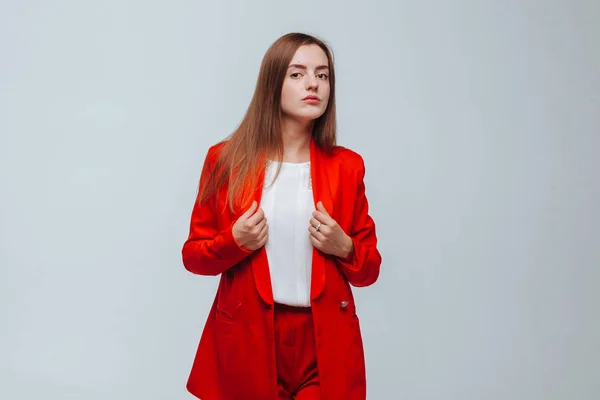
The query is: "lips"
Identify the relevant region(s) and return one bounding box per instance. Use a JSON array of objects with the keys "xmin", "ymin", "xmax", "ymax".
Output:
[{"xmin": 302, "ymin": 96, "xmax": 320, "ymax": 101}]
